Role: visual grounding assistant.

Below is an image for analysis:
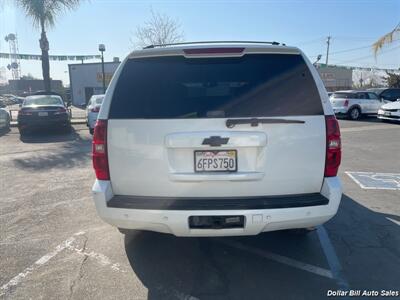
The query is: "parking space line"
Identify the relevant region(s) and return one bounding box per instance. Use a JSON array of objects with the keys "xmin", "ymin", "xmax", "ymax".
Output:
[
  {"xmin": 0, "ymin": 230, "xmax": 127, "ymax": 296},
  {"xmin": 0, "ymin": 232, "xmax": 84, "ymax": 296},
  {"xmin": 317, "ymin": 226, "xmax": 349, "ymax": 291},
  {"xmin": 216, "ymin": 239, "xmax": 333, "ymax": 279}
]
